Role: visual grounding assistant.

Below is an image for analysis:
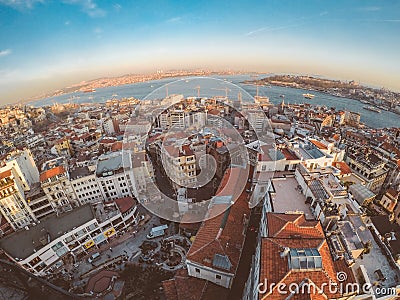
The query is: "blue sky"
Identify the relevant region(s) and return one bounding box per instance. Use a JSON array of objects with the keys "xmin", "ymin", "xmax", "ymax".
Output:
[{"xmin": 0, "ymin": 0, "xmax": 399, "ymax": 103}]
